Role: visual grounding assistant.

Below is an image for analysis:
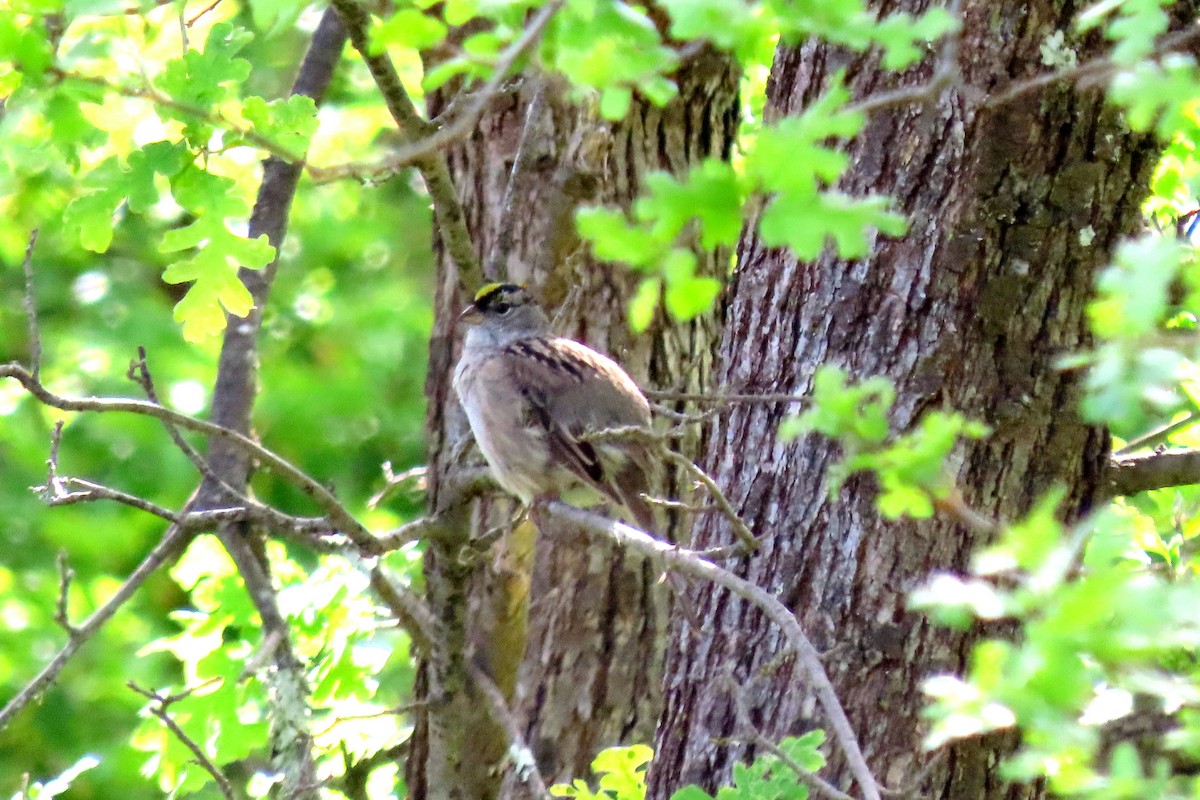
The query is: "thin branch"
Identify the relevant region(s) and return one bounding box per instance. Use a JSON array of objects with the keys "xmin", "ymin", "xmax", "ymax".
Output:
[
  {"xmin": 464, "ymin": 660, "xmax": 554, "ymax": 800},
  {"xmin": 185, "ymin": 0, "xmax": 222, "ymax": 27},
  {"xmin": 0, "ymin": 363, "xmax": 376, "ymax": 548},
  {"xmin": 579, "ymin": 425, "xmax": 758, "ymax": 549},
  {"xmin": 317, "ymin": 2, "xmax": 563, "ymax": 192},
  {"xmin": 545, "ymin": 503, "xmax": 882, "ymax": 800},
  {"xmin": 126, "ymin": 347, "xmax": 307, "ymax": 535},
  {"xmin": 21, "ymin": 229, "xmax": 41, "ymax": 380},
  {"xmin": 661, "ymin": 447, "xmax": 758, "ymax": 550},
  {"xmin": 987, "ymin": 23, "xmax": 1200, "ymax": 108},
  {"xmin": 329, "ymin": 0, "xmax": 483, "ymax": 290},
  {"xmin": 645, "ymin": 389, "xmax": 811, "ymax": 406},
  {"xmin": 1116, "ymin": 410, "xmax": 1200, "ymax": 455},
  {"xmin": 369, "ymin": 565, "xmax": 439, "ymax": 654},
  {"xmin": 128, "ymin": 680, "xmax": 237, "ymax": 800},
  {"xmin": 720, "ymin": 673, "xmax": 854, "ymax": 800},
  {"xmin": 1105, "ymin": 448, "xmax": 1200, "ymax": 498},
  {"xmin": 0, "ymin": 524, "xmax": 191, "ymax": 731},
  {"xmin": 486, "ymin": 76, "xmax": 550, "ymax": 280},
  {"xmin": 54, "ymin": 552, "xmax": 76, "ymax": 636},
  {"xmin": 368, "ymin": 463, "xmax": 428, "ymax": 509},
  {"xmin": 51, "ymin": 68, "xmax": 308, "ymax": 165},
  {"xmin": 374, "ymin": 515, "xmax": 446, "ymax": 553}
]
